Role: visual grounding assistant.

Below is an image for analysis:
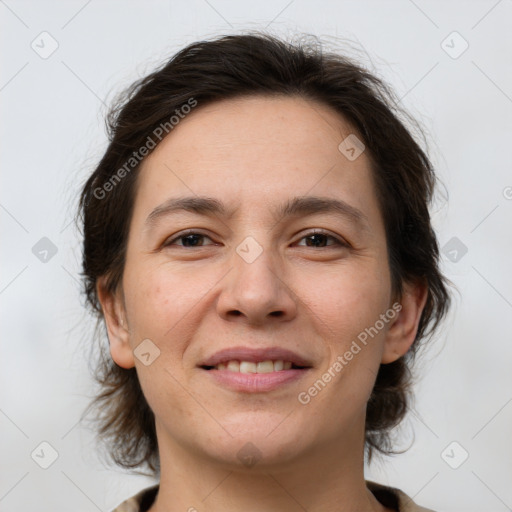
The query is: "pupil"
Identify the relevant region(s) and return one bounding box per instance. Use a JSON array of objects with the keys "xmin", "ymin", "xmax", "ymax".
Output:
[
  {"xmin": 307, "ymin": 234, "xmax": 326, "ymax": 247},
  {"xmin": 183, "ymin": 234, "xmax": 202, "ymax": 247}
]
